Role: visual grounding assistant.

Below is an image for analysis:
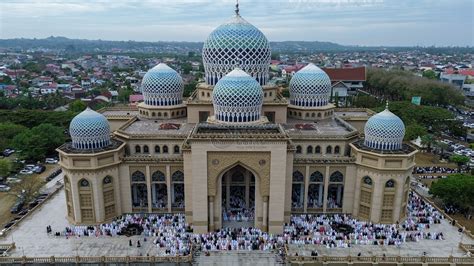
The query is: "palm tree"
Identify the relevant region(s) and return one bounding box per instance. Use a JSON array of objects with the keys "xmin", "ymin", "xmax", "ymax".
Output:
[
  {"xmin": 435, "ymin": 141, "xmax": 449, "ymax": 160},
  {"xmin": 420, "ymin": 134, "xmax": 436, "ymax": 153}
]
